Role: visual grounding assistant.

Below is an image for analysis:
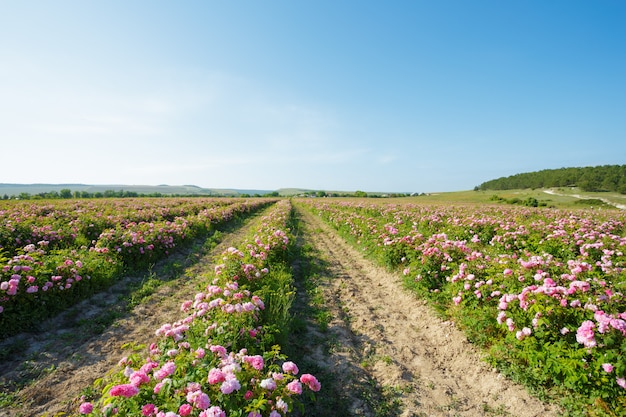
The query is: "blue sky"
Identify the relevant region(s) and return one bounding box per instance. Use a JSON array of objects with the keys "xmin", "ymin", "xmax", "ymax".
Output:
[{"xmin": 1, "ymin": 1, "xmax": 624, "ymax": 192}]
